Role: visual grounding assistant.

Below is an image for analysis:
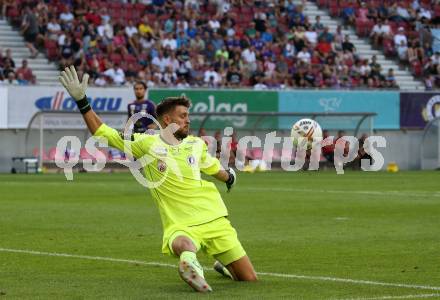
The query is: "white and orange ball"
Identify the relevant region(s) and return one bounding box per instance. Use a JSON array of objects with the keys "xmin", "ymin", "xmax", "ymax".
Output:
[{"xmin": 290, "ymin": 118, "xmax": 323, "ymax": 150}]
